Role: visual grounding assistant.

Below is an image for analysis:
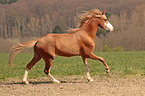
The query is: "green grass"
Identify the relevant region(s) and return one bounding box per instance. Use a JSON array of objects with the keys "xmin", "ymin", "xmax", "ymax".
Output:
[{"xmin": 0, "ymin": 51, "xmax": 145, "ymax": 82}]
